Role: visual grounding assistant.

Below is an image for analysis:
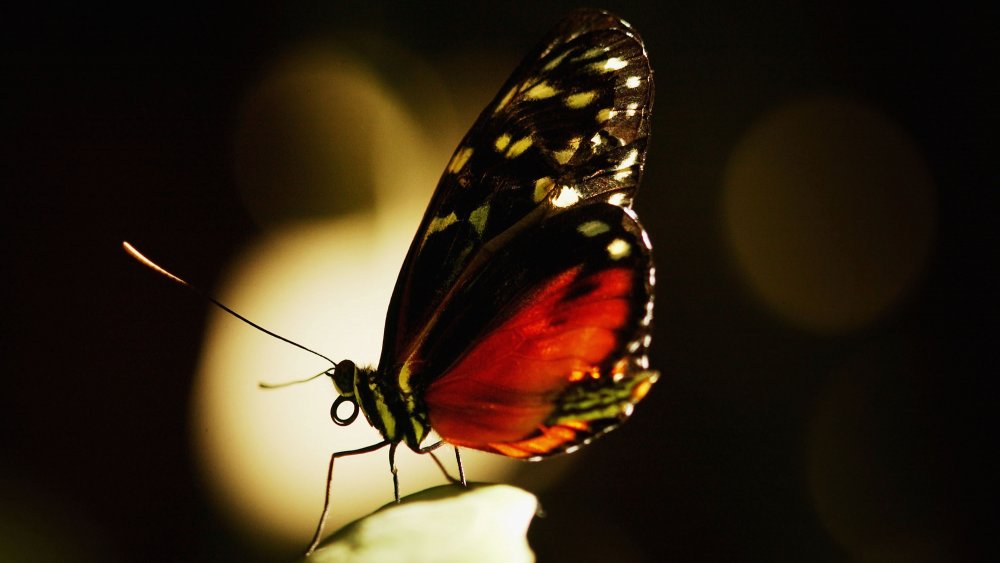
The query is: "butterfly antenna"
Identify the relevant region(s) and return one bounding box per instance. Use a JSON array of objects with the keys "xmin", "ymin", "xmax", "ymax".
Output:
[{"xmin": 122, "ymin": 242, "xmax": 339, "ymax": 378}]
